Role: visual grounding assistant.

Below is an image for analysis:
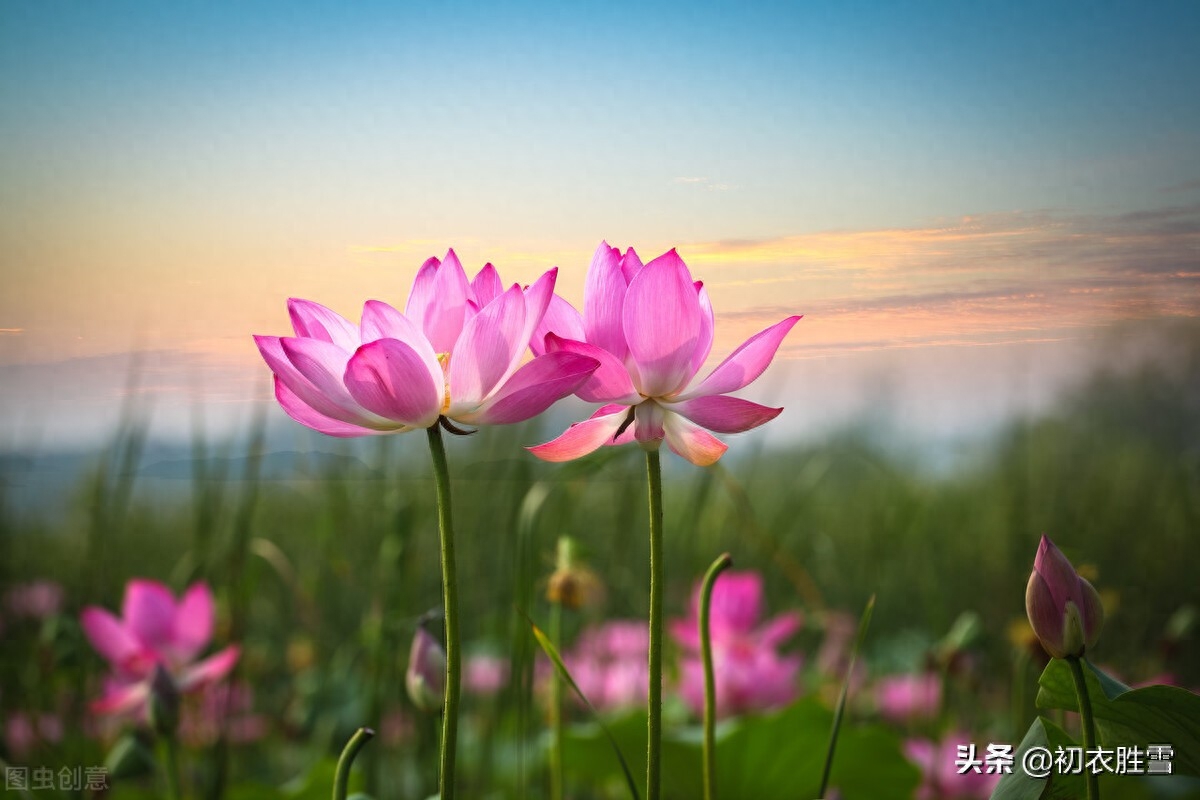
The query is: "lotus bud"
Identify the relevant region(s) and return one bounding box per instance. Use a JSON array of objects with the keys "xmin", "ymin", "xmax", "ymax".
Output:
[
  {"xmin": 546, "ymin": 536, "xmax": 603, "ymax": 611},
  {"xmin": 406, "ymin": 622, "xmax": 445, "ymax": 714},
  {"xmin": 147, "ymin": 663, "xmax": 181, "ymax": 738},
  {"xmin": 1024, "ymin": 535, "xmax": 1105, "ymax": 659}
]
